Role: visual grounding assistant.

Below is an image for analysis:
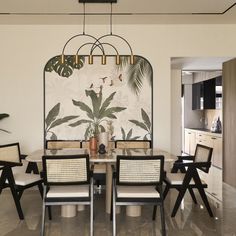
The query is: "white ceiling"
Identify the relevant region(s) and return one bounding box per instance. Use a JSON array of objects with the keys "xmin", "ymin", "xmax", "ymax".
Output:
[
  {"xmin": 171, "ymin": 57, "xmax": 234, "ymax": 71},
  {"xmin": 0, "ymin": 0, "xmax": 236, "ymax": 24}
]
